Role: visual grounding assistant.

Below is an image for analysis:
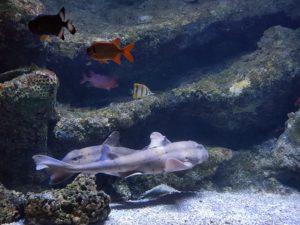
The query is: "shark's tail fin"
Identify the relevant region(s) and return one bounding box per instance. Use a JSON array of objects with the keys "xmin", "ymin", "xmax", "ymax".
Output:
[{"xmin": 32, "ymin": 155, "xmax": 76, "ymax": 185}]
